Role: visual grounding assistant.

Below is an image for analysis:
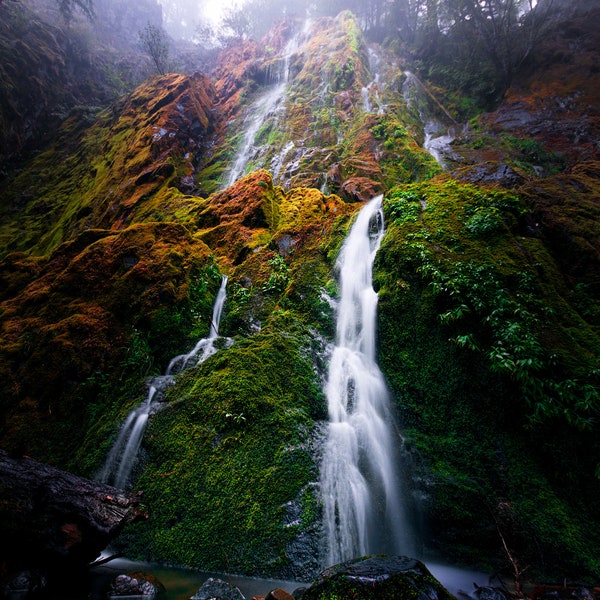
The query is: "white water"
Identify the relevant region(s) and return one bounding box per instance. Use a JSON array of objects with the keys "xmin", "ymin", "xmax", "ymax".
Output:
[
  {"xmin": 361, "ymin": 47, "xmax": 386, "ymax": 115},
  {"xmin": 320, "ymin": 195, "xmax": 413, "ymax": 567},
  {"xmin": 402, "ymin": 71, "xmax": 458, "ymax": 167},
  {"xmin": 99, "ymin": 276, "xmax": 230, "ymax": 489},
  {"xmin": 167, "ymin": 275, "xmax": 231, "ymax": 374},
  {"xmin": 225, "ymin": 33, "xmax": 299, "ymax": 187}
]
